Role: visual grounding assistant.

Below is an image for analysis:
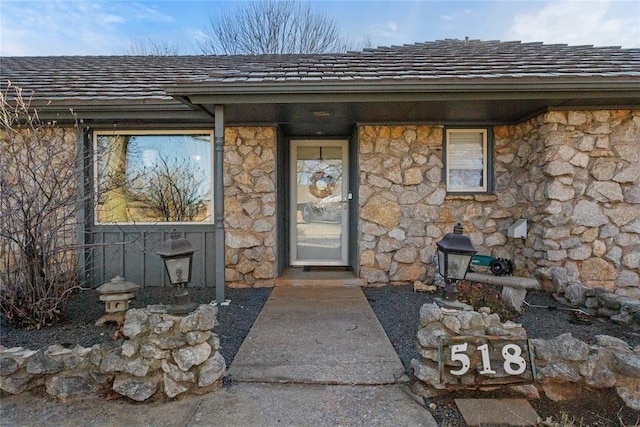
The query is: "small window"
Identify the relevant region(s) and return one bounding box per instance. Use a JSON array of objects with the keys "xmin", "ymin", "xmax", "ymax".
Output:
[
  {"xmin": 94, "ymin": 131, "xmax": 213, "ymax": 224},
  {"xmin": 445, "ymin": 129, "xmax": 489, "ymax": 193}
]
